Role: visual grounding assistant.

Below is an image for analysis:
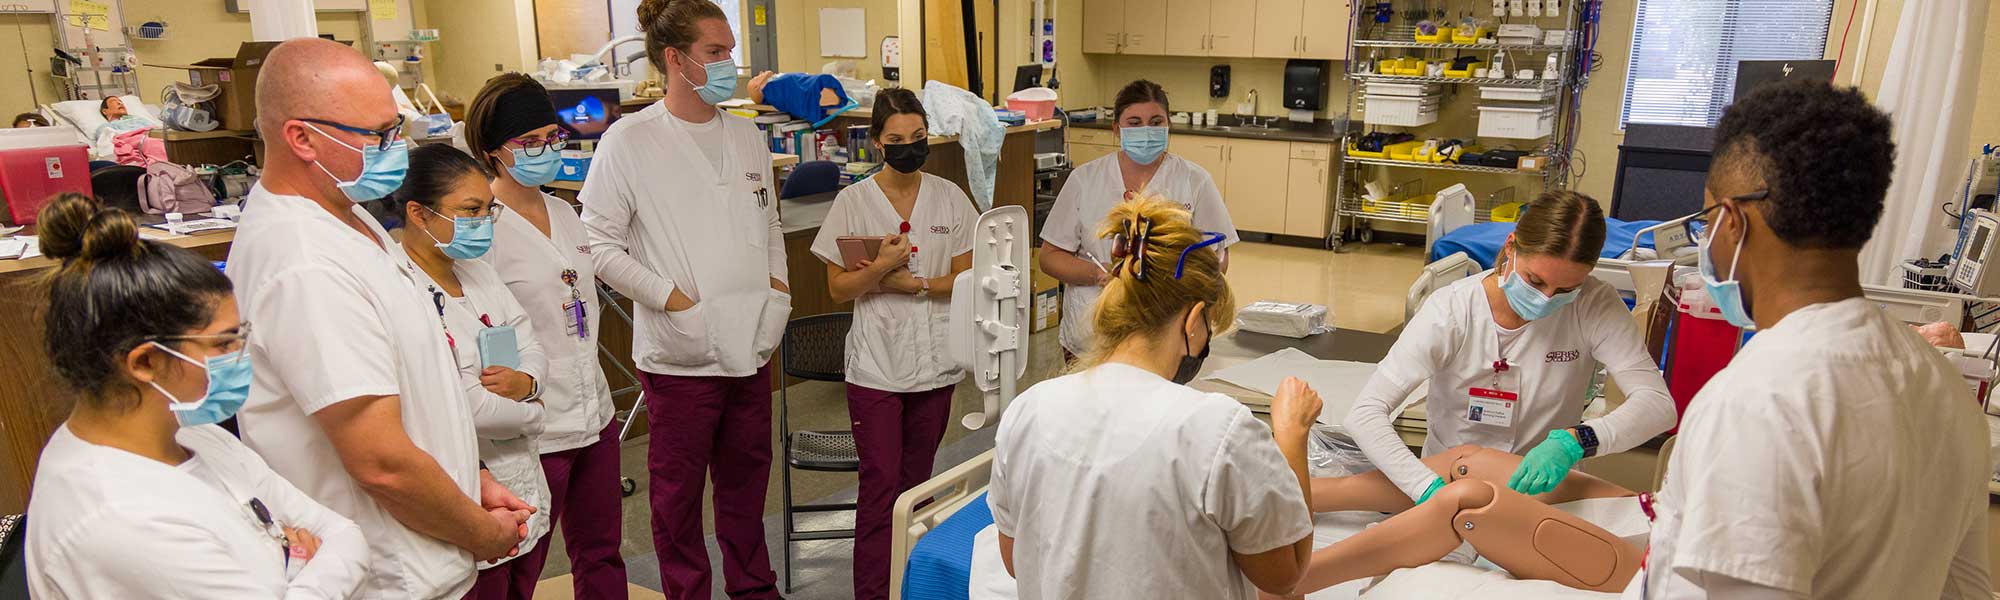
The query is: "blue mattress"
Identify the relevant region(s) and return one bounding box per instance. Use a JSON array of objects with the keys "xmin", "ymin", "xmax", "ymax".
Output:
[
  {"xmin": 1429, "ymin": 218, "xmax": 1663, "ymax": 267},
  {"xmin": 902, "ymin": 492, "xmax": 994, "ymax": 600}
]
